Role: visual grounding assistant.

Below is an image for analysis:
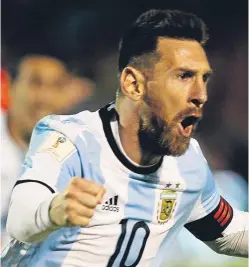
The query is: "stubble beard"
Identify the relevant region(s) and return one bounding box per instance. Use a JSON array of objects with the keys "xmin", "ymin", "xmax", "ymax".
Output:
[{"xmin": 138, "ymin": 113, "xmax": 192, "ymax": 157}]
